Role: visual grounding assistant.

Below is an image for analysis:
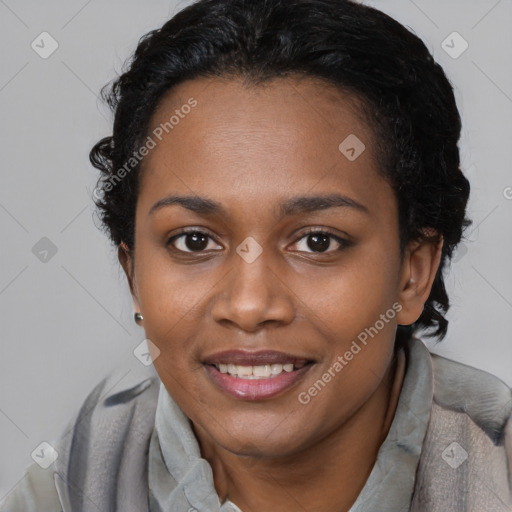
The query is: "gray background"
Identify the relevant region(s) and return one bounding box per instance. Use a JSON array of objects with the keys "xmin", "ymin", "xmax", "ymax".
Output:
[{"xmin": 1, "ymin": 0, "xmax": 511, "ymax": 500}]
